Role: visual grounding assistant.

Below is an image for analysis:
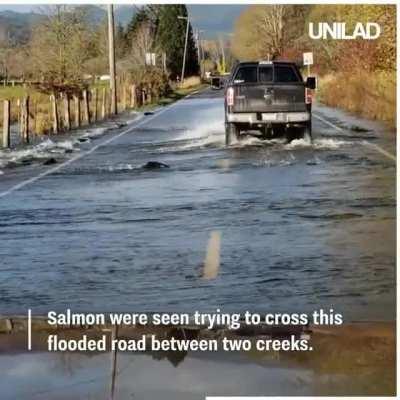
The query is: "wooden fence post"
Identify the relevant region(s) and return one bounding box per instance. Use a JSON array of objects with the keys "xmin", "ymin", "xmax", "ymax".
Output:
[
  {"xmin": 22, "ymin": 96, "xmax": 29, "ymax": 143},
  {"xmin": 17, "ymin": 98, "xmax": 21, "ymax": 133},
  {"xmin": 92, "ymin": 88, "xmax": 98, "ymax": 122},
  {"xmin": 18, "ymin": 99, "xmax": 23, "ymax": 138},
  {"xmin": 74, "ymin": 95, "xmax": 81, "ymax": 128},
  {"xmin": 2, "ymin": 100, "xmax": 10, "ymax": 148},
  {"xmin": 50, "ymin": 94, "xmax": 58, "ymax": 134},
  {"xmin": 130, "ymin": 85, "xmax": 136, "ymax": 108},
  {"xmin": 83, "ymin": 89, "xmax": 90, "ymax": 125},
  {"xmin": 122, "ymin": 85, "xmax": 127, "ymax": 111},
  {"xmin": 101, "ymin": 87, "xmax": 106, "ymax": 120},
  {"xmin": 33, "ymin": 101, "xmax": 37, "ymax": 135},
  {"xmin": 142, "ymin": 88, "xmax": 146, "ymax": 106},
  {"xmin": 63, "ymin": 94, "xmax": 71, "ymax": 131},
  {"xmin": 107, "ymin": 89, "xmax": 112, "ymax": 116}
]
